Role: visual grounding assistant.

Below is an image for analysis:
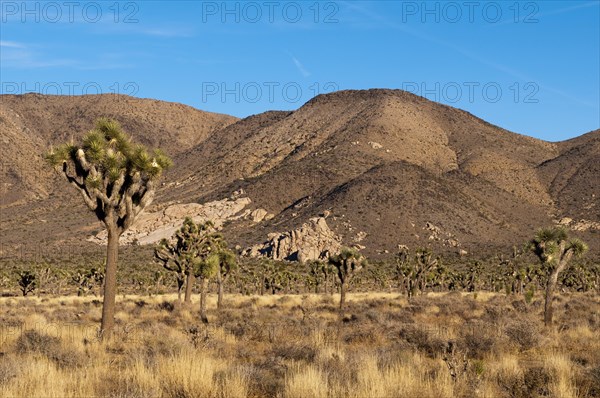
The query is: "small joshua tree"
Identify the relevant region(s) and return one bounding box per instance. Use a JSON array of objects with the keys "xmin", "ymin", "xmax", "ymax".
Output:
[
  {"xmin": 191, "ymin": 224, "xmax": 227, "ymax": 323},
  {"xmin": 46, "ymin": 118, "xmax": 171, "ymax": 335},
  {"xmin": 212, "ymin": 248, "xmax": 237, "ymax": 309},
  {"xmin": 329, "ymin": 247, "xmax": 367, "ymax": 310},
  {"xmin": 308, "ymin": 260, "xmax": 330, "ymax": 294},
  {"xmin": 72, "ymin": 267, "xmax": 104, "ymax": 297},
  {"xmin": 154, "ymin": 218, "xmax": 216, "ymax": 303},
  {"xmin": 258, "ymin": 259, "xmax": 293, "ymax": 295},
  {"xmin": 195, "ymin": 254, "xmax": 219, "ymax": 323},
  {"xmin": 396, "ymin": 247, "xmax": 439, "ymax": 297},
  {"xmin": 17, "ymin": 271, "xmax": 36, "ymax": 296},
  {"xmin": 528, "ymin": 227, "xmax": 588, "ymax": 326}
]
